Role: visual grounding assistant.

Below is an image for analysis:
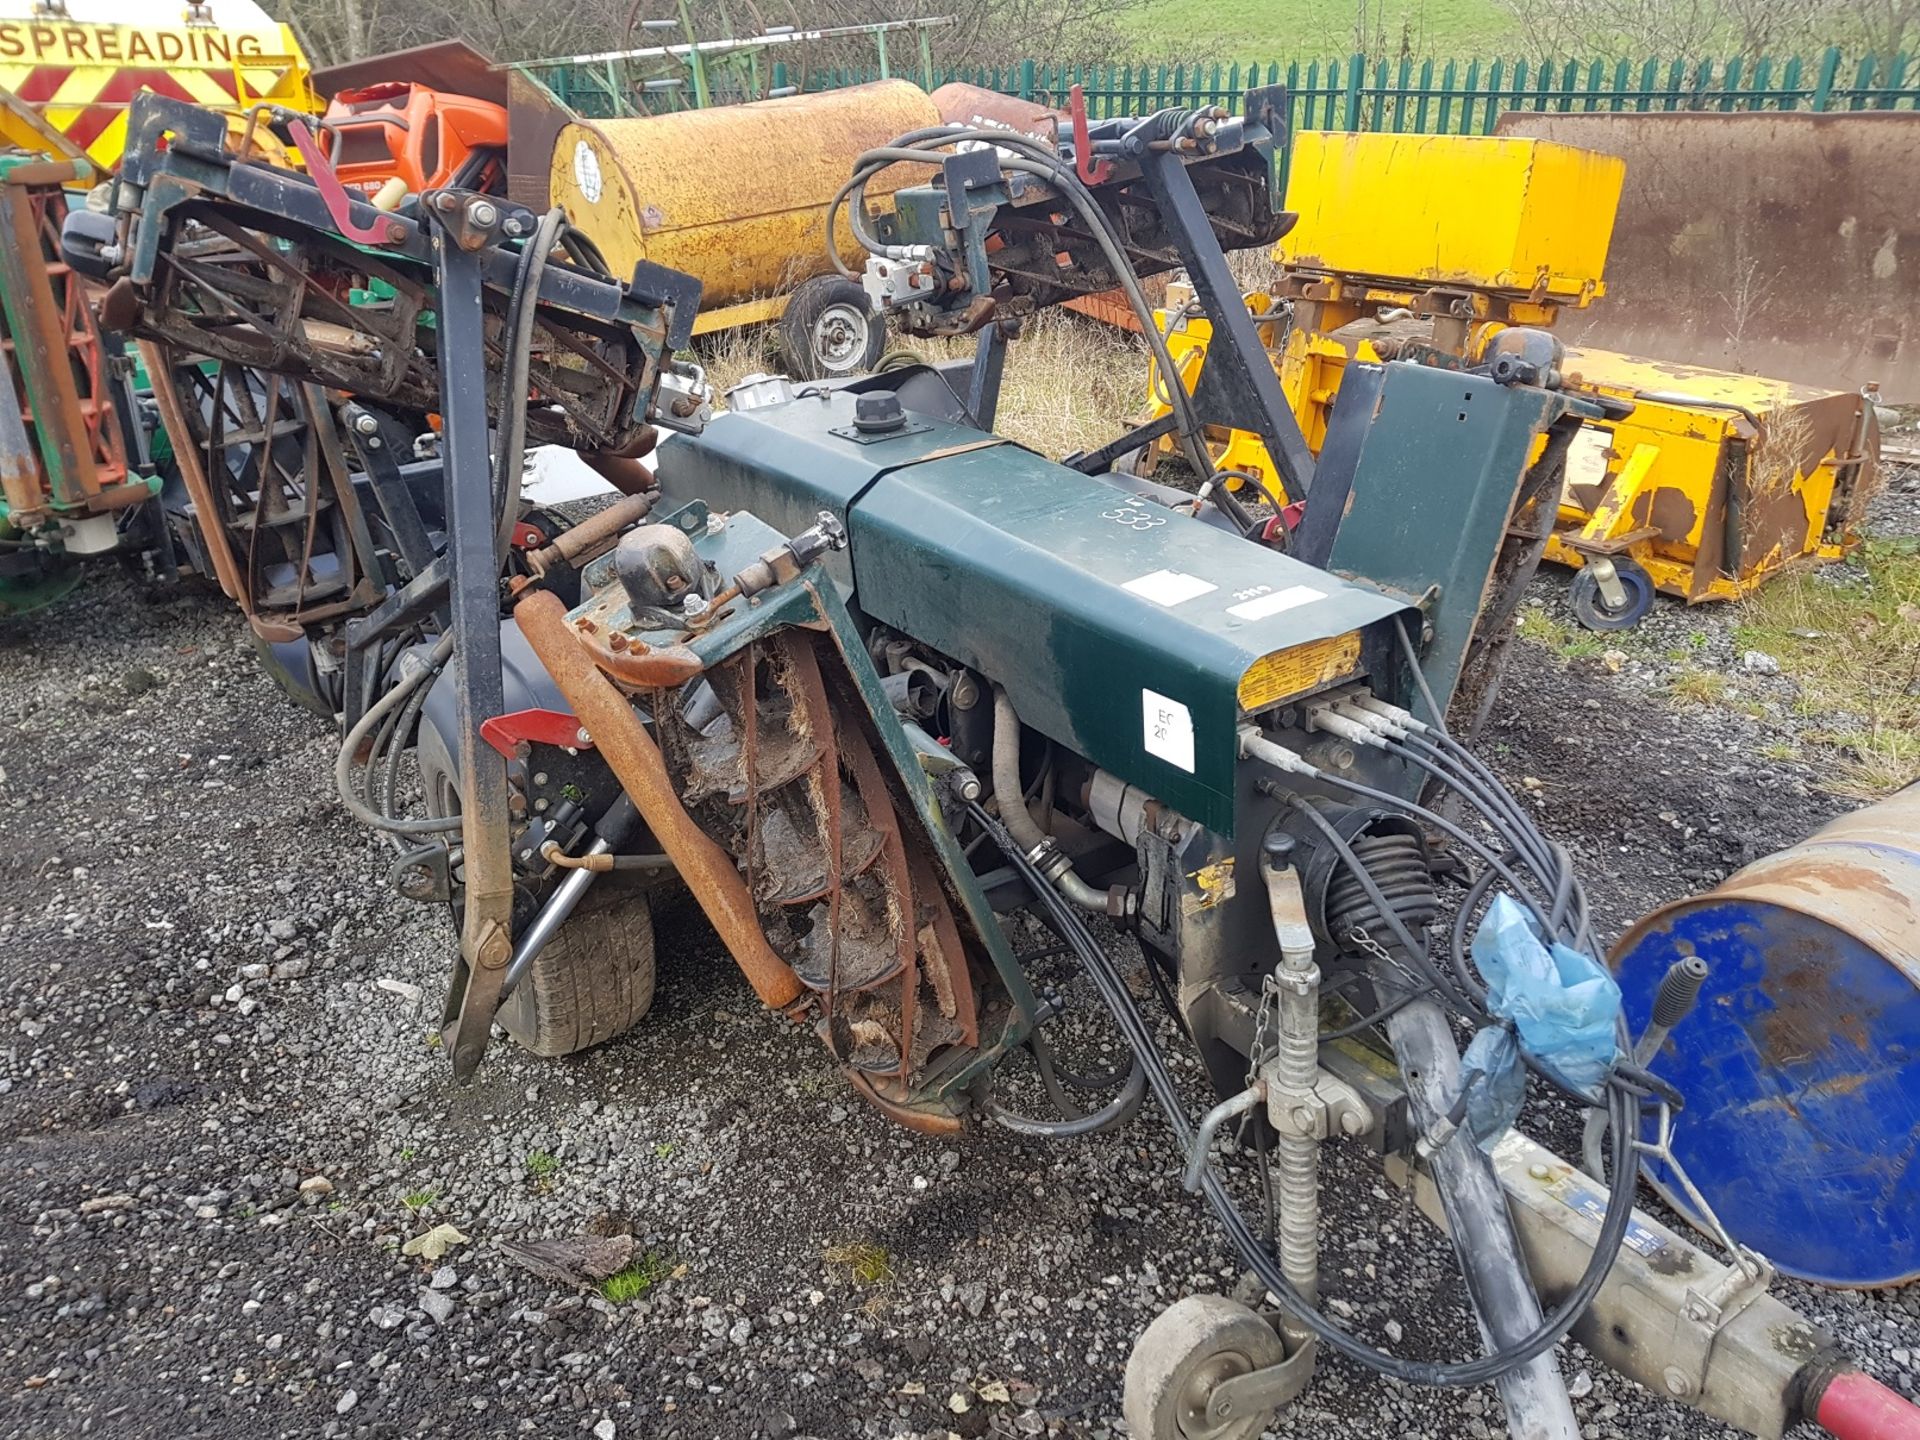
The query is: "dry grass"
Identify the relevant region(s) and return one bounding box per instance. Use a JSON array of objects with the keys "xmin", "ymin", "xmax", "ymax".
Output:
[
  {"xmin": 692, "ymin": 310, "xmax": 1154, "ymax": 462},
  {"xmin": 1733, "ymin": 538, "xmax": 1920, "ymax": 797}
]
